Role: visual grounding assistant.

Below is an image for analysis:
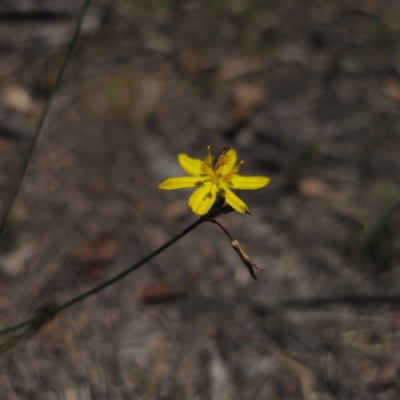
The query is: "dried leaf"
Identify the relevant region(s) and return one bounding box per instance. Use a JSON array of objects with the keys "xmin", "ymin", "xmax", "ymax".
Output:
[
  {"xmin": 140, "ymin": 282, "xmax": 183, "ymax": 303},
  {"xmin": 76, "ymin": 235, "xmax": 117, "ymax": 265}
]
